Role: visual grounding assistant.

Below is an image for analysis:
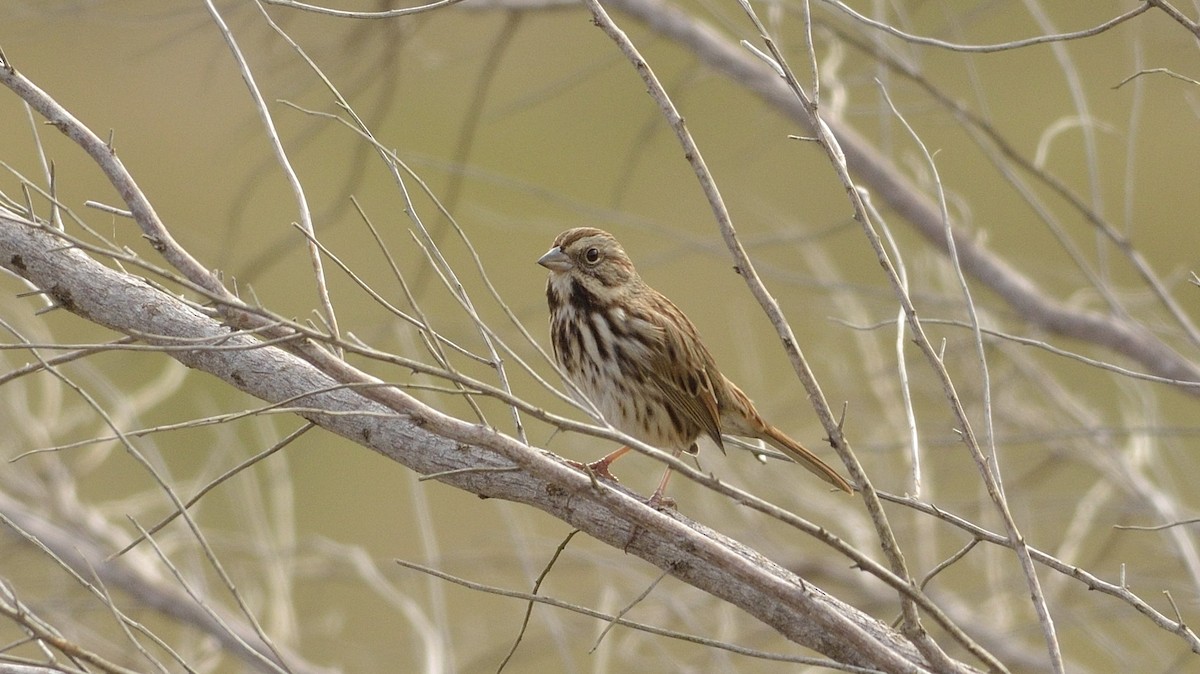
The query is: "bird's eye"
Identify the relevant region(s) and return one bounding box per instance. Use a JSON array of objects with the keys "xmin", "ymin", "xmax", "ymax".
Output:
[{"xmin": 584, "ymin": 247, "xmax": 601, "ymax": 264}]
